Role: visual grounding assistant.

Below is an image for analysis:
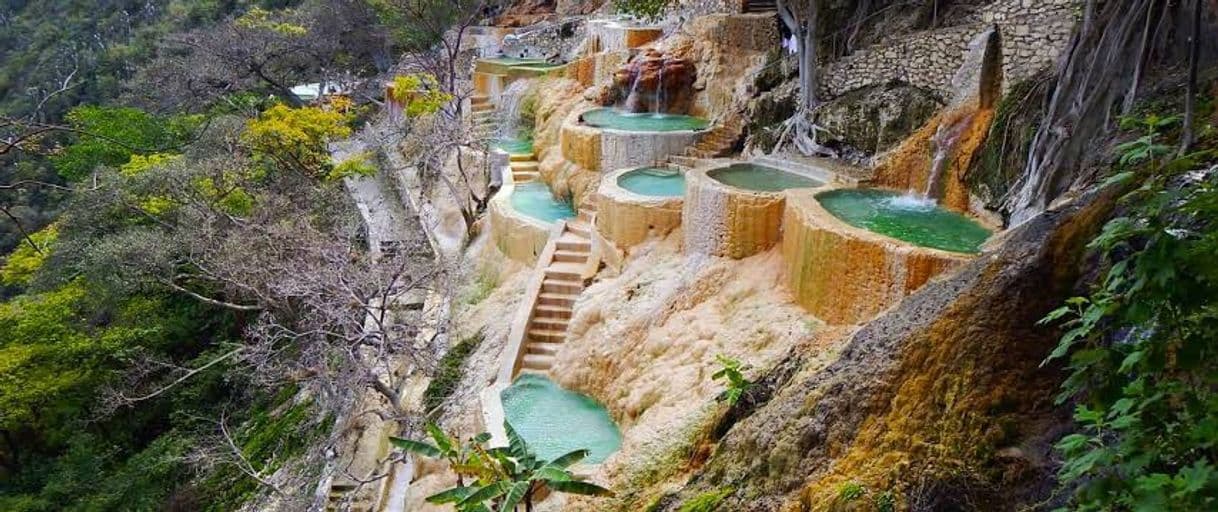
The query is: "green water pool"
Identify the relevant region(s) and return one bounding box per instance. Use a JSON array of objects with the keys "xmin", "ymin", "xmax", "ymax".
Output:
[
  {"xmin": 500, "ymin": 374, "xmax": 622, "ymax": 464},
  {"xmin": 494, "ymin": 137, "xmax": 534, "ymax": 156},
  {"xmin": 582, "ymin": 108, "xmax": 709, "ymax": 132},
  {"xmin": 618, "ymin": 167, "xmax": 685, "ymax": 197},
  {"xmin": 817, "ymin": 189, "xmax": 992, "ymax": 254},
  {"xmin": 511, "ymin": 182, "xmax": 575, "ymax": 223},
  {"xmin": 708, "ymin": 163, "xmax": 822, "ymax": 192}
]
